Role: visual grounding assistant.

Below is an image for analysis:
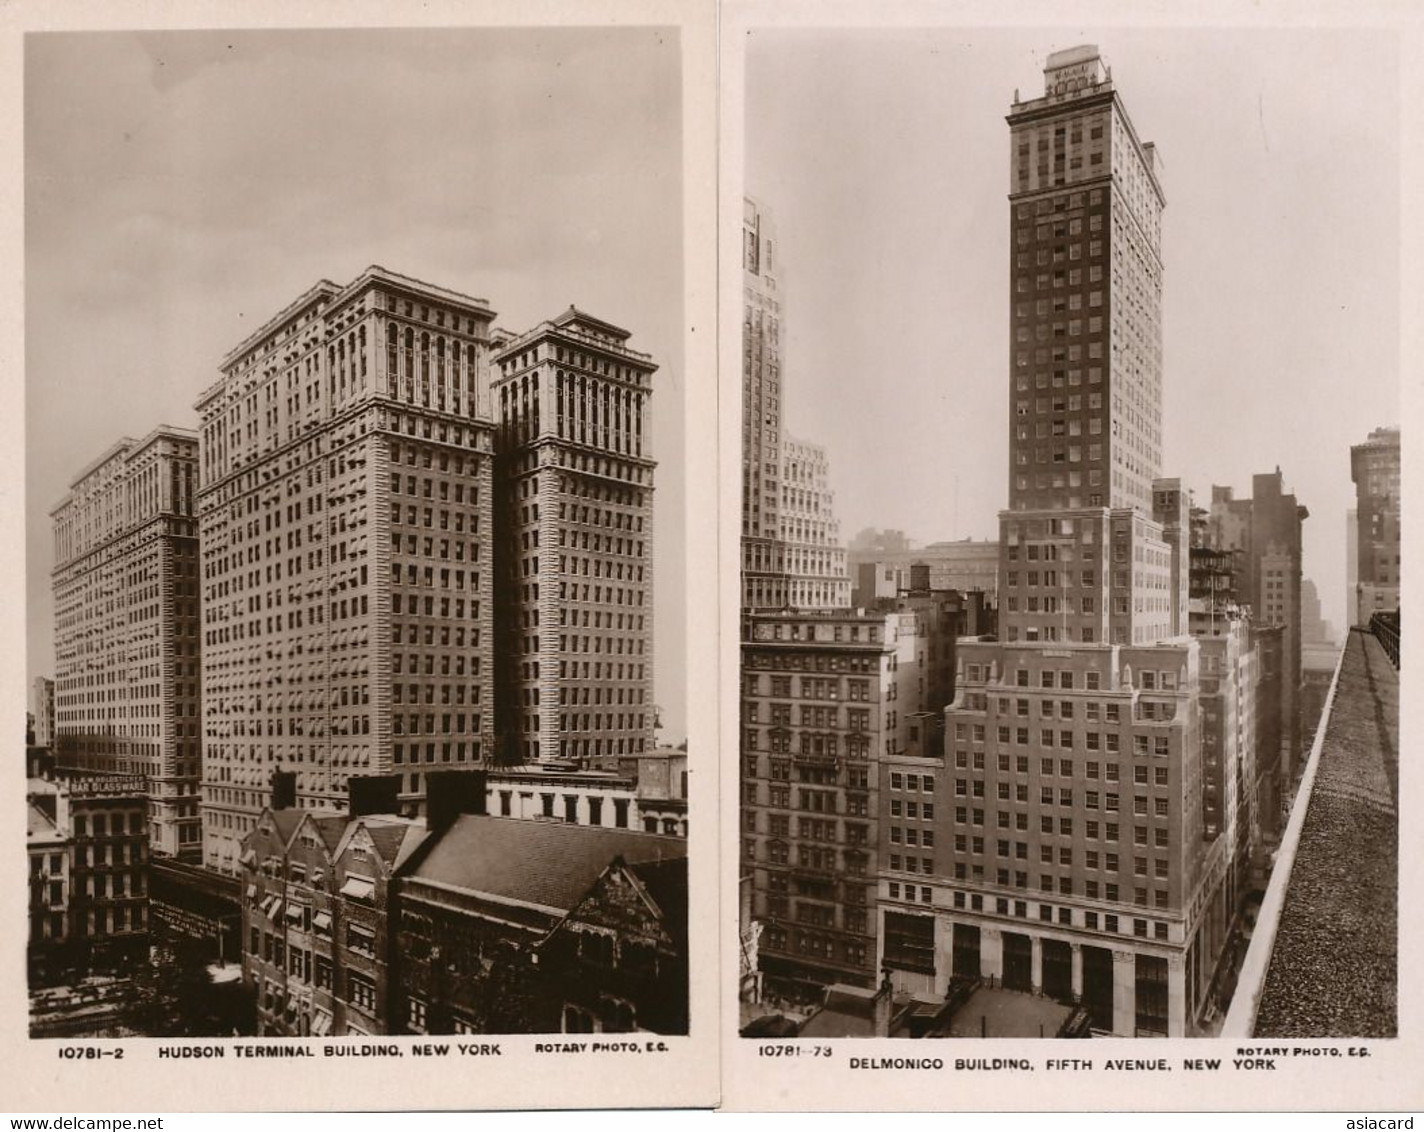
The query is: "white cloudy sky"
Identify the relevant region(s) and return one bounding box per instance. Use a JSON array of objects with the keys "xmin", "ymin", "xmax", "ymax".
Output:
[
  {"xmin": 747, "ymin": 26, "xmax": 1400, "ymax": 637},
  {"xmin": 25, "ymin": 27, "xmax": 687, "ymax": 739}
]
